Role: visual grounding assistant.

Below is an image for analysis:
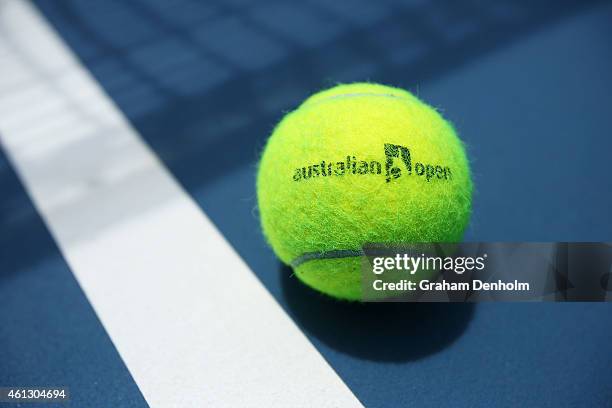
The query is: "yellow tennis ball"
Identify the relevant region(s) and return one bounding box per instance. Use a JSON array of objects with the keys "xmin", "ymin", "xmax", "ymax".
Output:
[{"xmin": 257, "ymin": 83, "xmax": 473, "ymax": 300}]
